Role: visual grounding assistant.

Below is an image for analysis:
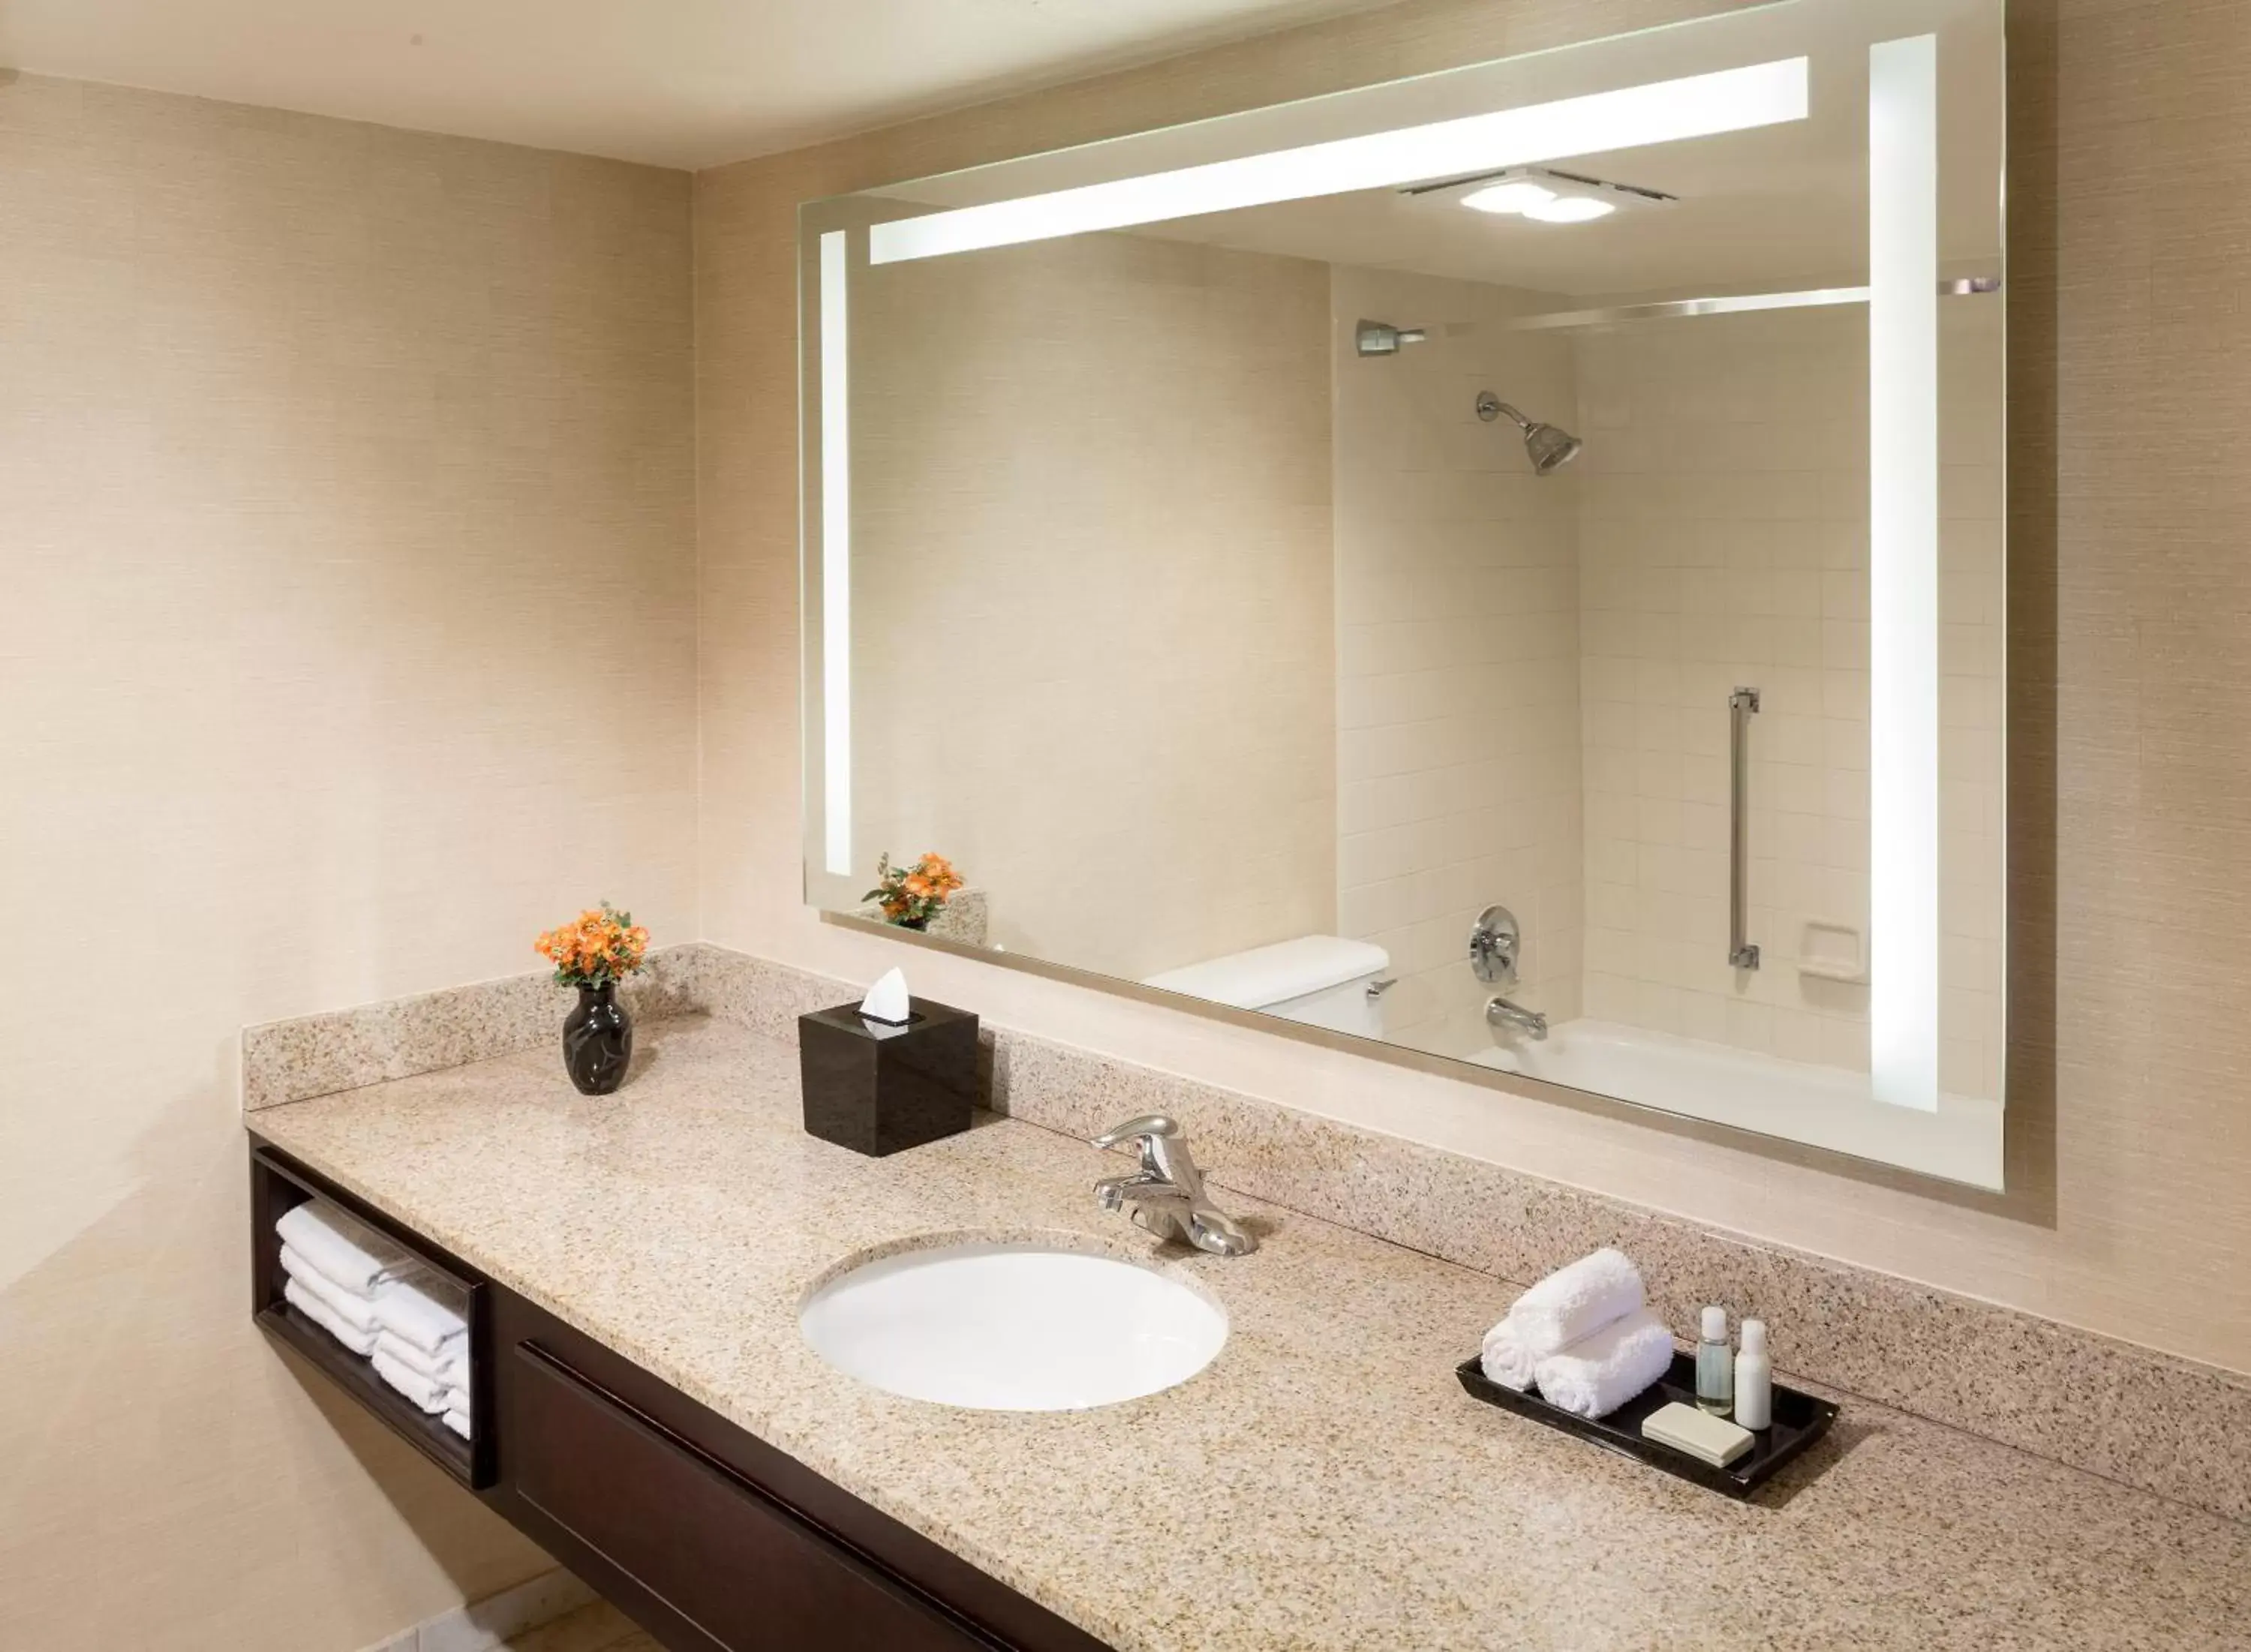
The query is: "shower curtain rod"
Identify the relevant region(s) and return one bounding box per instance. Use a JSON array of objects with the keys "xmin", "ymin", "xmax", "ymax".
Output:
[{"xmin": 1507, "ymin": 275, "xmax": 1999, "ymax": 331}]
